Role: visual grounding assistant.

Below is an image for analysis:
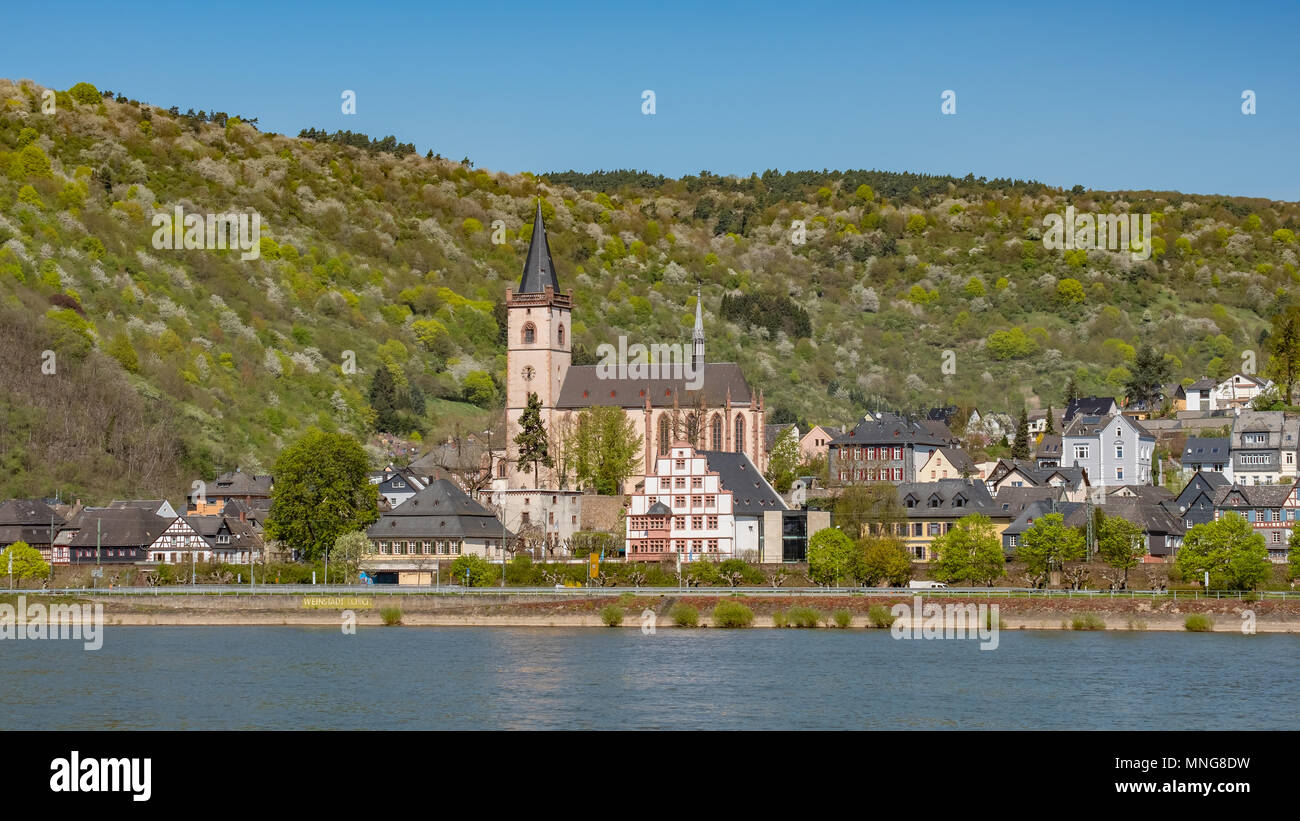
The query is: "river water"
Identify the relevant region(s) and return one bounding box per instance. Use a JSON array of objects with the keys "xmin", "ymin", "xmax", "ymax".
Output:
[{"xmin": 0, "ymin": 627, "xmax": 1293, "ymax": 730}]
